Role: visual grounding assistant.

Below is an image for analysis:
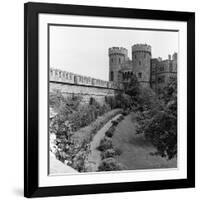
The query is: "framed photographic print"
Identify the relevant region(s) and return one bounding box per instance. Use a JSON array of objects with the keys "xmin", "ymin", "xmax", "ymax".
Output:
[{"xmin": 24, "ymin": 2, "xmax": 195, "ymax": 198}]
